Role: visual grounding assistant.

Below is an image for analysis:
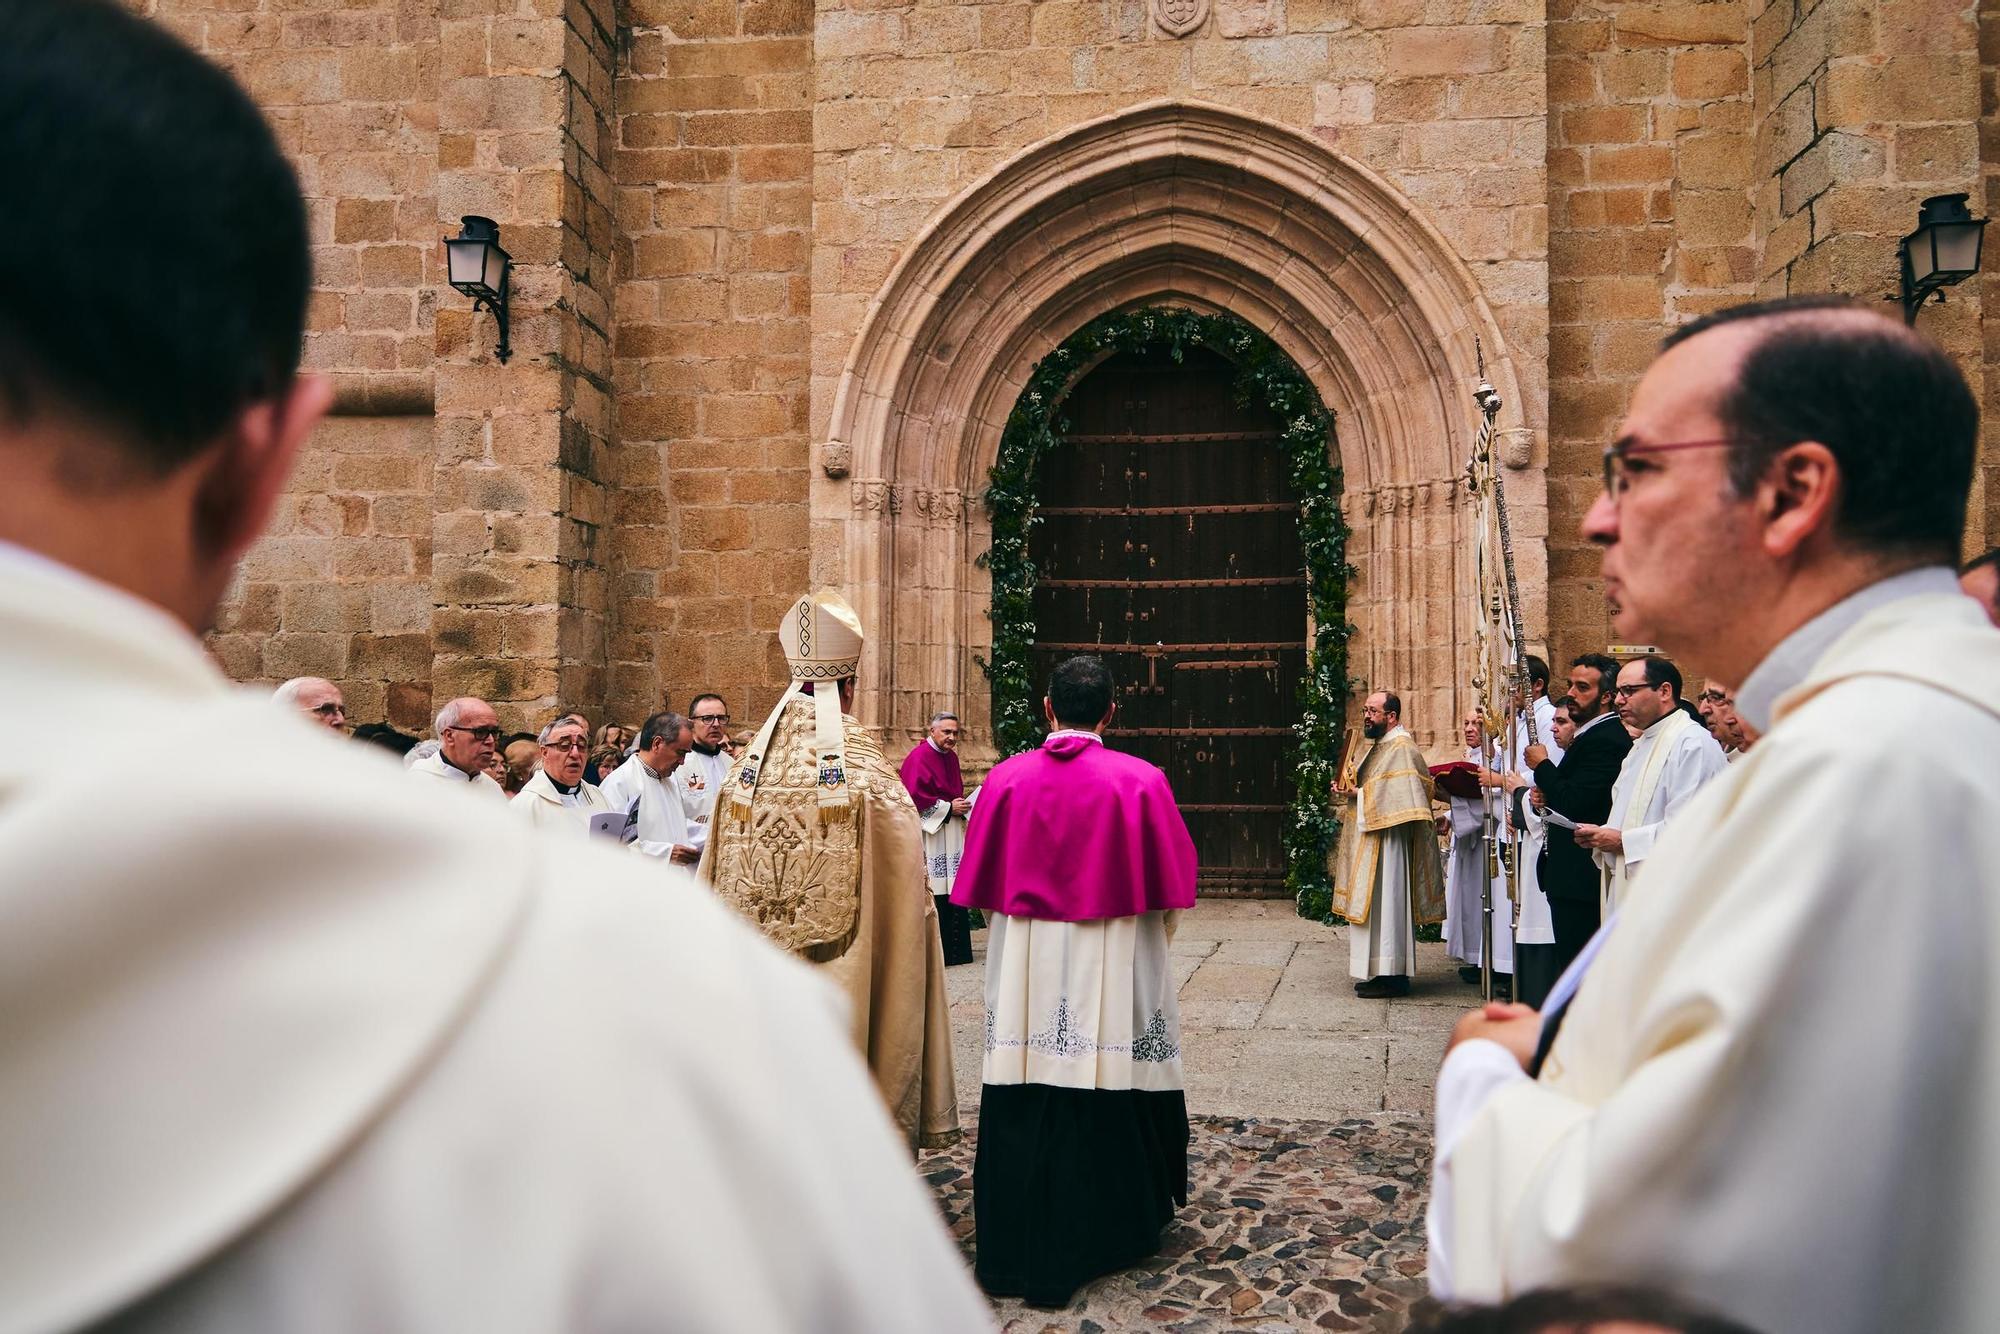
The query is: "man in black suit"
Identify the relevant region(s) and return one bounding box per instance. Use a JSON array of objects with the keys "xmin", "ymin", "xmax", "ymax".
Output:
[{"xmin": 1523, "ymin": 653, "xmax": 1630, "ymax": 976}]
